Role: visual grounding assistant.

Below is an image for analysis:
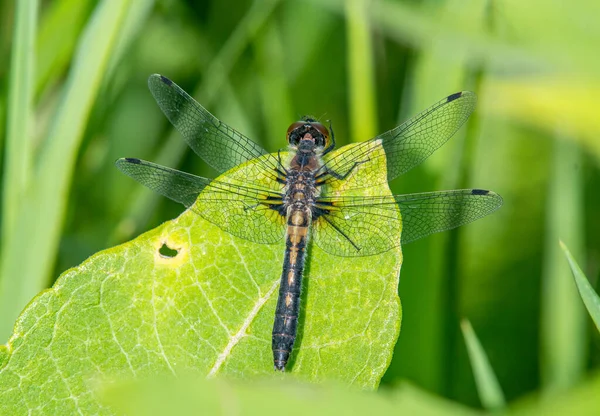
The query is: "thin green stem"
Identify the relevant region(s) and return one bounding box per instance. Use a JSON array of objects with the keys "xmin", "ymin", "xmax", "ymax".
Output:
[
  {"xmin": 345, "ymin": 0, "xmax": 377, "ymax": 143},
  {"xmin": 540, "ymin": 136, "xmax": 586, "ymax": 394},
  {"xmin": 461, "ymin": 319, "xmax": 506, "ymax": 411}
]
